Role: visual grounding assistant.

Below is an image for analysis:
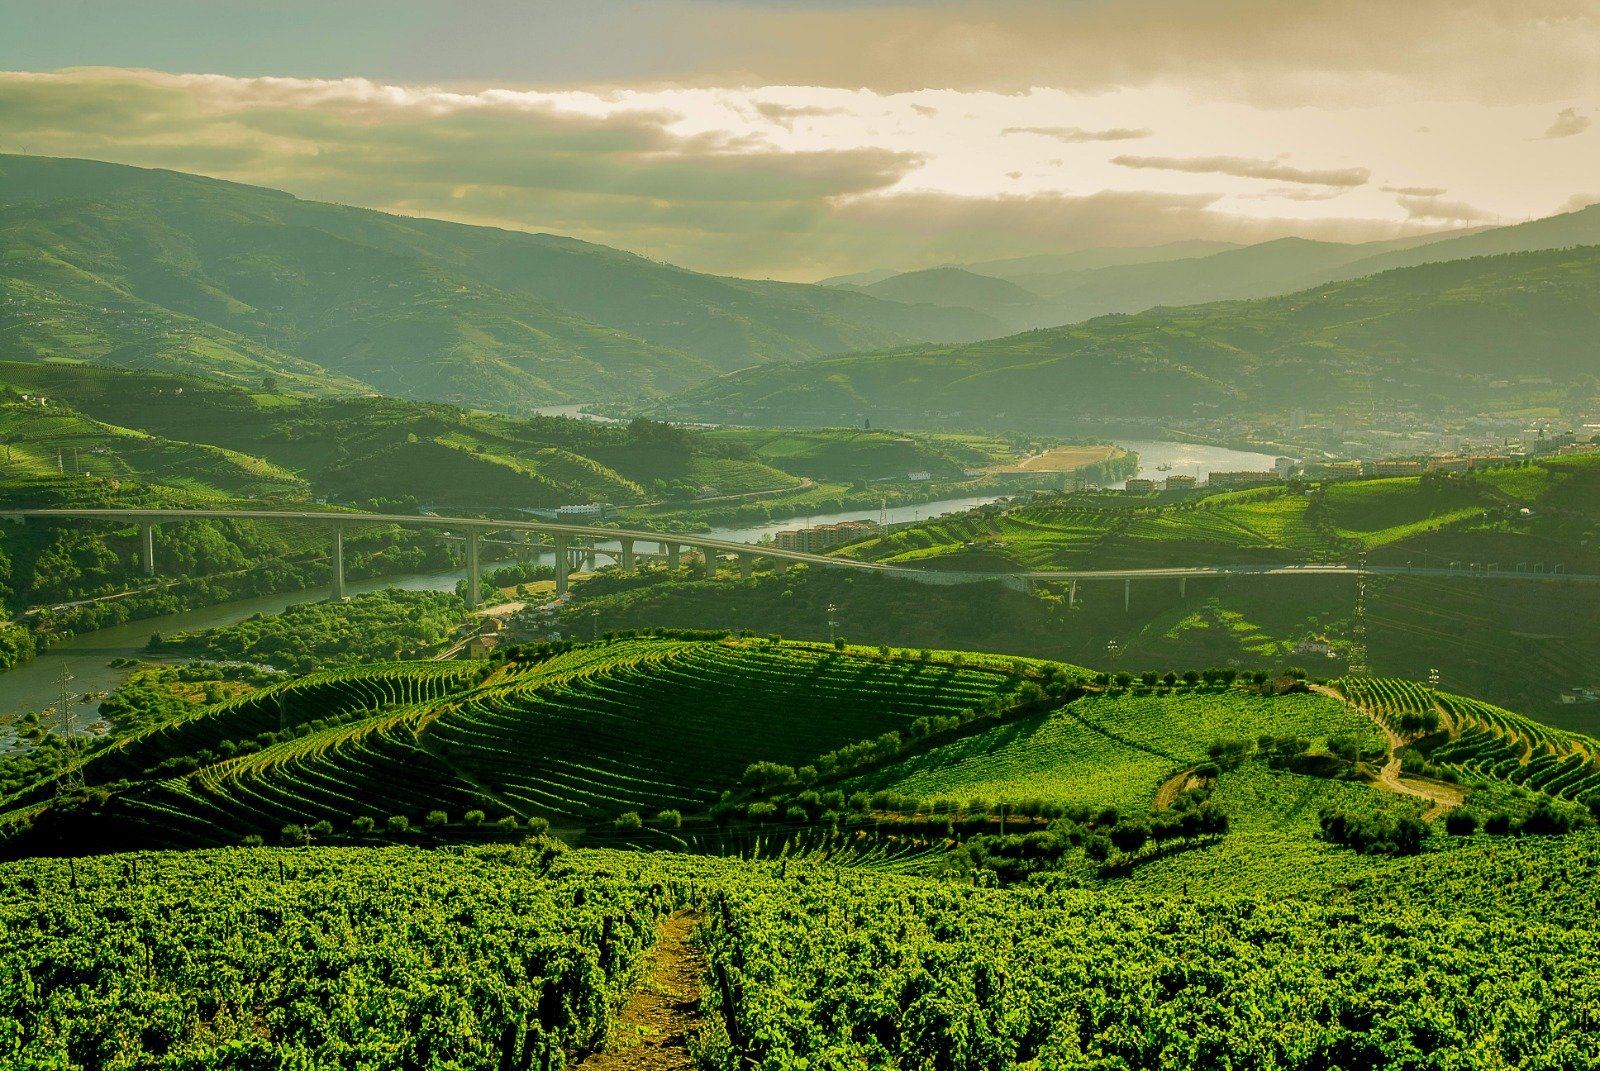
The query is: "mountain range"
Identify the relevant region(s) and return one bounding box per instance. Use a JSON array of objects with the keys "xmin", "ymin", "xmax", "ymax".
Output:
[
  {"xmin": 665, "ymin": 243, "xmax": 1600, "ymax": 432},
  {"xmin": 822, "ymin": 213, "xmax": 1600, "ymax": 334},
  {"xmin": 0, "ymin": 155, "xmax": 1002, "ymax": 413}
]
